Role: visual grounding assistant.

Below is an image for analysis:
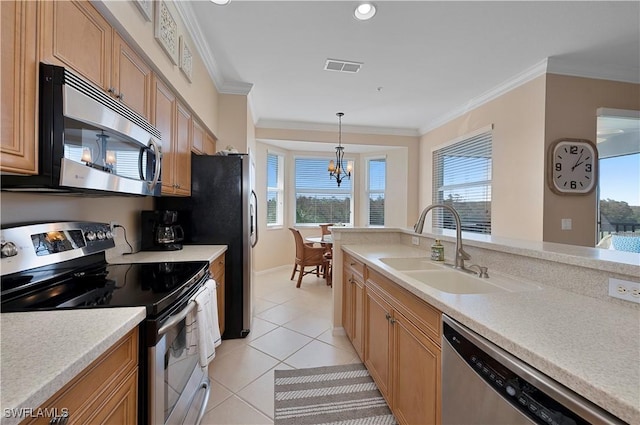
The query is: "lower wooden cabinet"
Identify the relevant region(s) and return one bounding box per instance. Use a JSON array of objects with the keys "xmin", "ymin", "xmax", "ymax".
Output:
[
  {"xmin": 22, "ymin": 328, "xmax": 139, "ymax": 425},
  {"xmin": 342, "ymin": 253, "xmax": 365, "ymax": 360},
  {"xmin": 209, "ymin": 252, "xmax": 226, "ymax": 335},
  {"xmin": 343, "ymin": 251, "xmax": 442, "ymax": 425}
]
